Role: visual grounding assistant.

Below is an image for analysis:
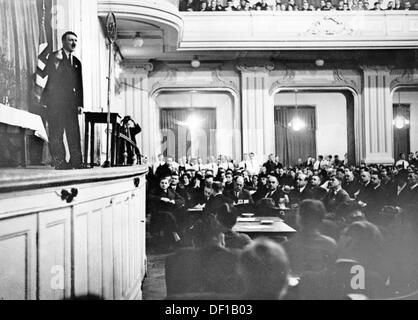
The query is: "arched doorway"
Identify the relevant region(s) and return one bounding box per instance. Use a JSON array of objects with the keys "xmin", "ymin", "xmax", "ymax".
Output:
[{"xmin": 274, "ymin": 89, "xmax": 356, "ymax": 167}]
